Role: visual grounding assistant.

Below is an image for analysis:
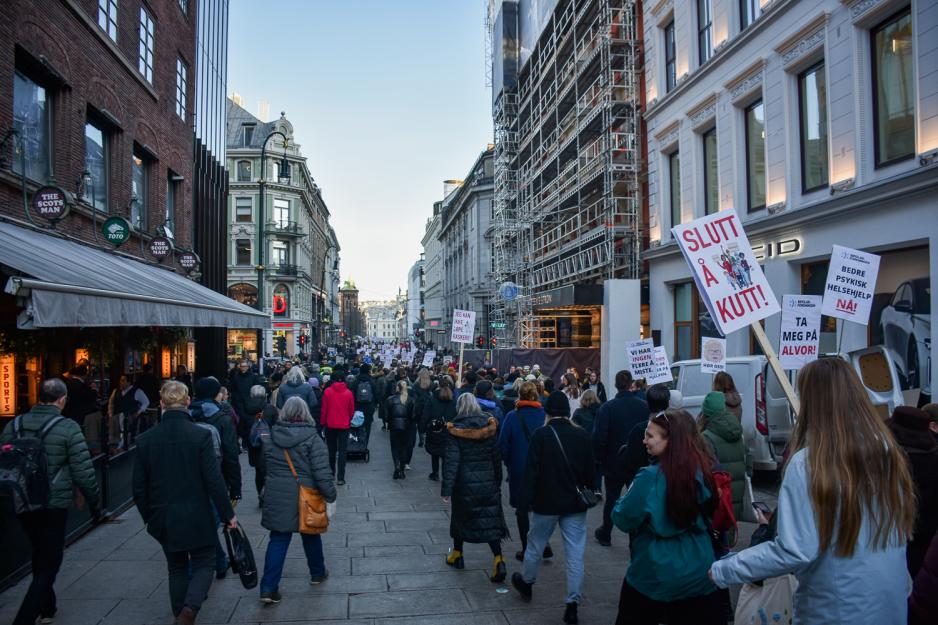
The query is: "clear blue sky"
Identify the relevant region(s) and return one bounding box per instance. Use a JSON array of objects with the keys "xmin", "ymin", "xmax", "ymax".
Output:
[{"xmin": 228, "ymin": 0, "xmax": 494, "ymax": 301}]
